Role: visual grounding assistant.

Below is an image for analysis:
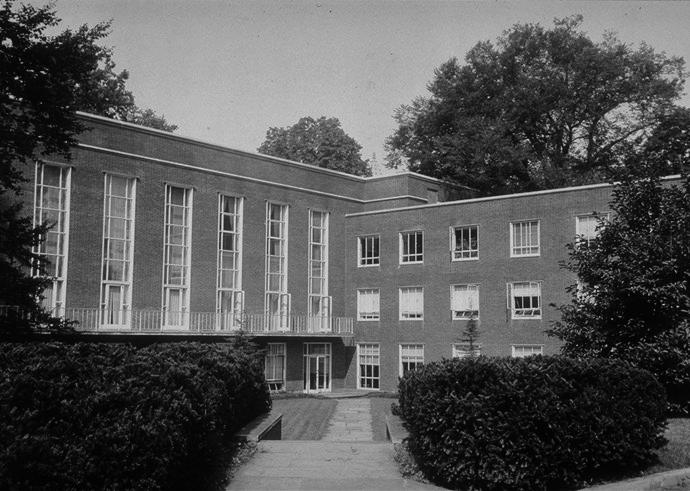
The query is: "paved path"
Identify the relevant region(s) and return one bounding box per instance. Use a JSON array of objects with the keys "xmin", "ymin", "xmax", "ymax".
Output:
[
  {"xmin": 322, "ymin": 398, "xmax": 373, "ymax": 441},
  {"xmin": 227, "ymin": 441, "xmax": 443, "ymax": 490},
  {"xmin": 228, "ymin": 397, "xmax": 445, "ymax": 490}
]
